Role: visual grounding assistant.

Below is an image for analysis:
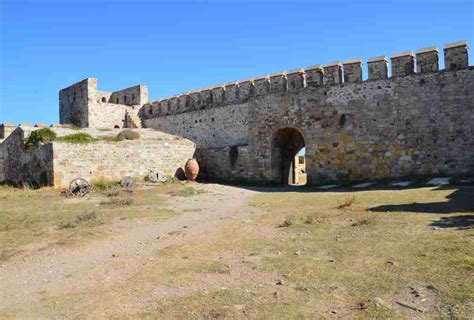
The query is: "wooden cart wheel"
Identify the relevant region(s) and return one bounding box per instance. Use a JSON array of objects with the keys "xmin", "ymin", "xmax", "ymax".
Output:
[{"xmin": 69, "ymin": 178, "xmax": 92, "ymax": 197}]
